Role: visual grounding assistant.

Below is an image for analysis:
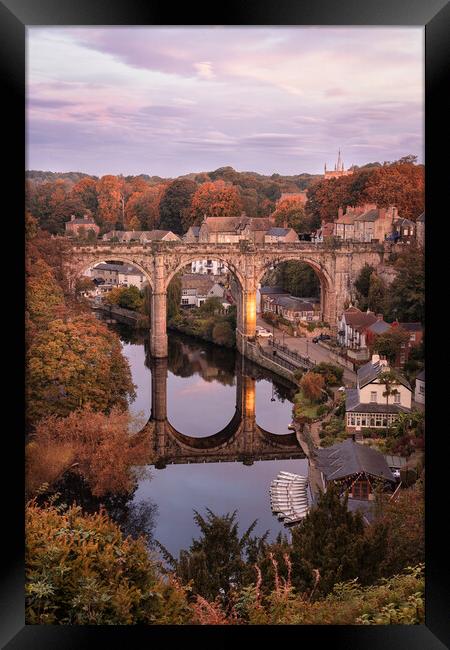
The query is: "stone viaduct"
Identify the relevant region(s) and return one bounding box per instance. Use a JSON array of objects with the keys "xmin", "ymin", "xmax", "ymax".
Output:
[
  {"xmin": 63, "ymin": 239, "xmax": 389, "ymax": 358},
  {"xmin": 141, "ymin": 355, "xmax": 306, "ymax": 468}
]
